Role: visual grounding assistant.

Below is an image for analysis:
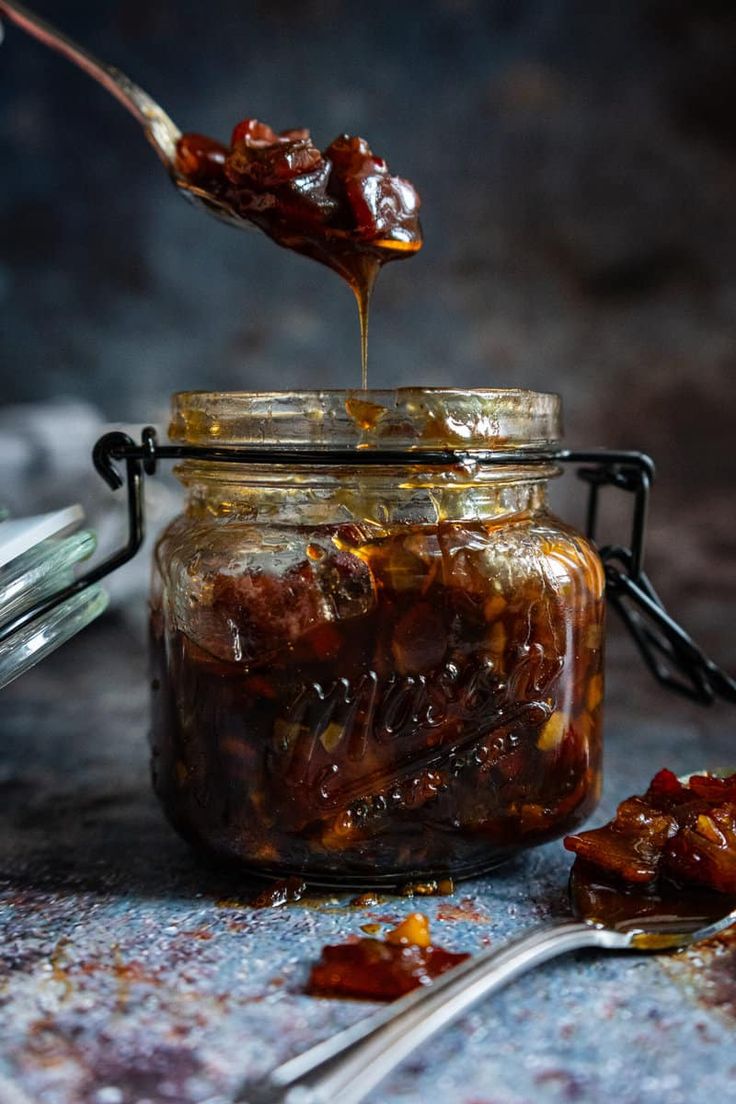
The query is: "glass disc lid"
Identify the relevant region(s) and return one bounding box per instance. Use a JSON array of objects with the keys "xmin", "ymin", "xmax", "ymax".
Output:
[{"xmin": 0, "ymin": 512, "xmax": 108, "ymax": 690}]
